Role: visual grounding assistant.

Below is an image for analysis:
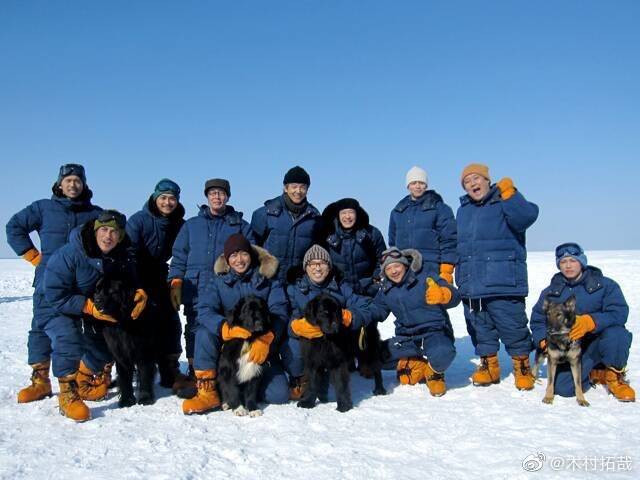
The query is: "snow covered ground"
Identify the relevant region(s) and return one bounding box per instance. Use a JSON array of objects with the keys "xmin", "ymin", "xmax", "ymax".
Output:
[{"xmin": 1, "ymin": 252, "xmax": 638, "ymax": 479}]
